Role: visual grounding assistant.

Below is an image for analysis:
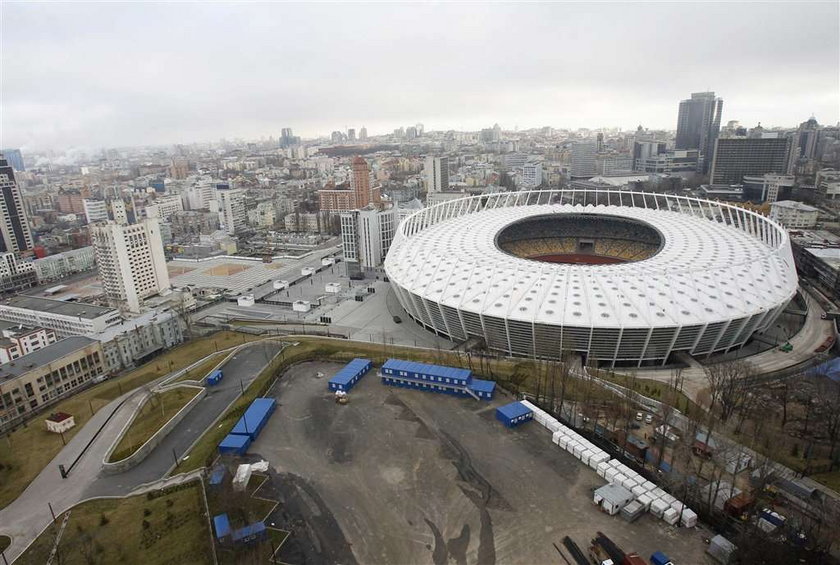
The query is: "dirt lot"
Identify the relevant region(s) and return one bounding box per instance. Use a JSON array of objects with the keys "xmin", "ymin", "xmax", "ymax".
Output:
[{"xmin": 250, "ymin": 361, "xmax": 715, "ymax": 564}]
